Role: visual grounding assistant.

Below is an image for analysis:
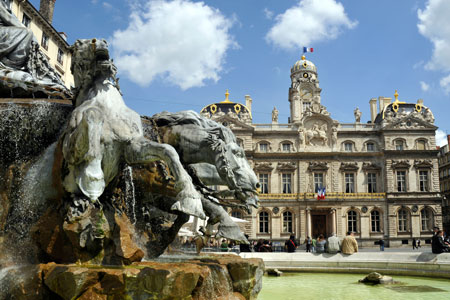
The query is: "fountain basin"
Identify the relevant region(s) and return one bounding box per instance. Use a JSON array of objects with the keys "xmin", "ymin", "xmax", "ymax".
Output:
[{"xmin": 0, "ymin": 254, "xmax": 264, "ymax": 300}]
